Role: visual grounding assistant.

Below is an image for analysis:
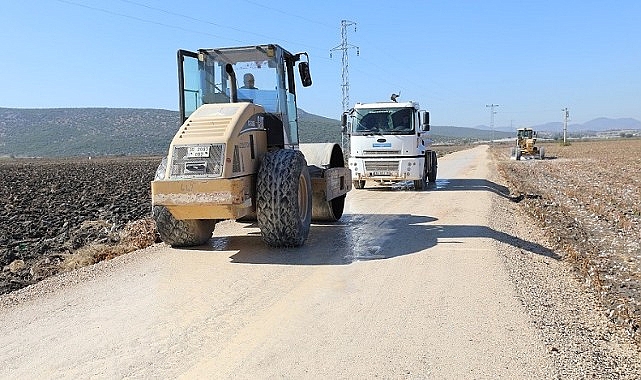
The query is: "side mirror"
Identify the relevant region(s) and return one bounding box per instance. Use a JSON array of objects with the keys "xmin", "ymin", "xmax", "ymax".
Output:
[
  {"xmin": 341, "ymin": 113, "xmax": 348, "ymax": 134},
  {"xmin": 420, "ymin": 110, "xmax": 430, "ymax": 131},
  {"xmin": 298, "ymin": 62, "xmax": 312, "ymax": 87}
]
